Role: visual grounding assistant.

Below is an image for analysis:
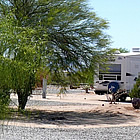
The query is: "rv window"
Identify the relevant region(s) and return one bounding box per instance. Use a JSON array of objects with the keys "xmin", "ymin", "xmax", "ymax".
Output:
[
  {"xmin": 99, "ymin": 64, "xmax": 121, "ymax": 73},
  {"xmin": 126, "ymin": 73, "xmax": 133, "ymax": 76},
  {"xmin": 117, "ymin": 75, "xmax": 121, "ymax": 80},
  {"xmin": 108, "ymin": 64, "xmax": 121, "ymax": 72},
  {"xmin": 99, "ymin": 64, "xmax": 121, "ymax": 81}
]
